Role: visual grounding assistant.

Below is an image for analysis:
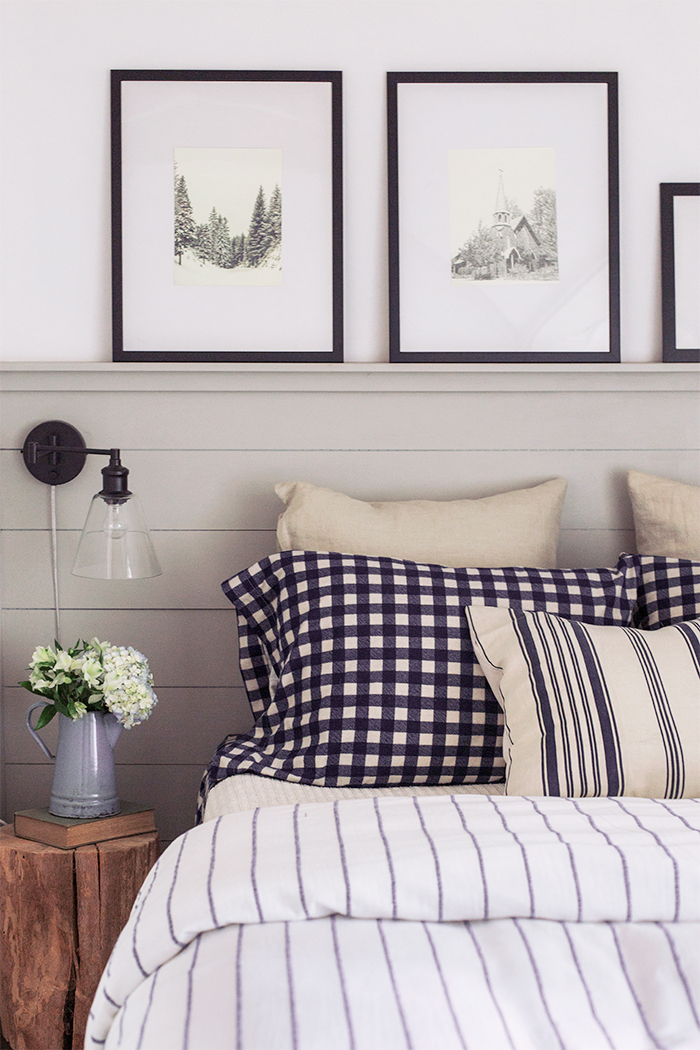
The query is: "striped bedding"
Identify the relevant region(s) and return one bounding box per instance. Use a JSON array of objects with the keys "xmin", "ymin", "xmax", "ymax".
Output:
[{"xmin": 85, "ymin": 793, "xmax": 700, "ymax": 1050}]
